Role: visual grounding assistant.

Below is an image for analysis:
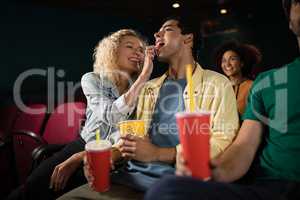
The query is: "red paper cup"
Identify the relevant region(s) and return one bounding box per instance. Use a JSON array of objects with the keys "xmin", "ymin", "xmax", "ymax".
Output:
[
  {"xmin": 176, "ymin": 111, "xmax": 211, "ymax": 180},
  {"xmin": 85, "ymin": 140, "xmax": 111, "ymax": 192}
]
